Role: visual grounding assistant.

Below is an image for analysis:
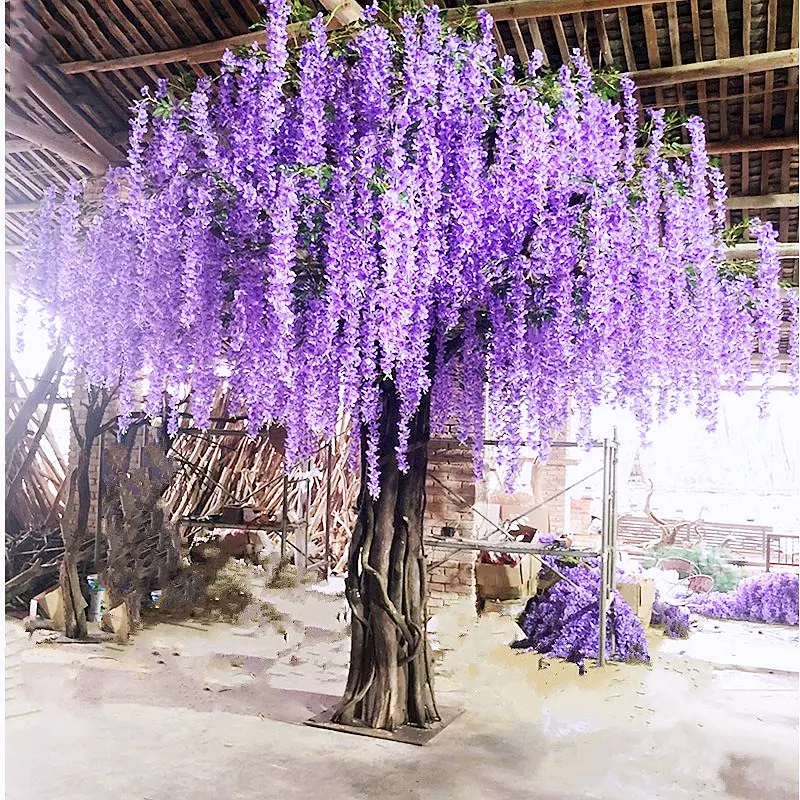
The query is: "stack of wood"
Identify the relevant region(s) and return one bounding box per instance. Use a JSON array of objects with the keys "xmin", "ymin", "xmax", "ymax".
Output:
[
  {"xmin": 164, "ymin": 394, "xmax": 358, "ymax": 573},
  {"xmin": 5, "ymin": 350, "xmax": 69, "ymax": 604}
]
